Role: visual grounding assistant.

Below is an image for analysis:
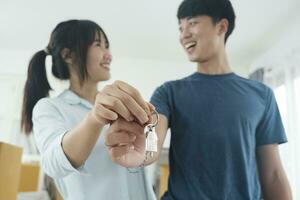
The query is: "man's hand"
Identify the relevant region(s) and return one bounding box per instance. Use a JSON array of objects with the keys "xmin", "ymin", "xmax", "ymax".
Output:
[
  {"xmin": 105, "ymin": 118, "xmax": 146, "ymax": 167},
  {"xmin": 105, "ymin": 113, "xmax": 169, "ymax": 168}
]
